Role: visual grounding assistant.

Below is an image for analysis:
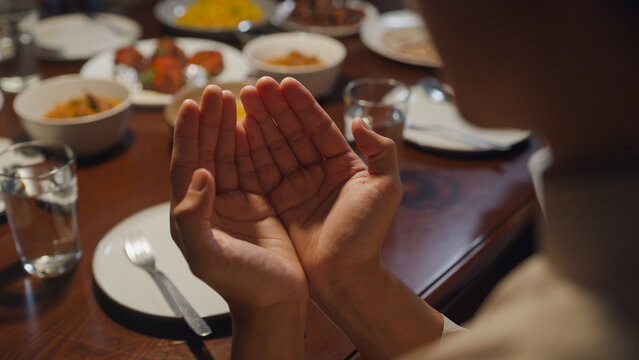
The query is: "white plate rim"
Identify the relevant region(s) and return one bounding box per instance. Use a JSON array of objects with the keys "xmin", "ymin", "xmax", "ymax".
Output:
[
  {"xmin": 34, "ymin": 12, "xmax": 142, "ymax": 61},
  {"xmin": 271, "ymin": 0, "xmax": 378, "ymax": 37},
  {"xmin": 79, "ymin": 37, "xmax": 251, "ymax": 107},
  {"xmin": 403, "ymin": 127, "xmax": 531, "ymax": 154},
  {"xmin": 92, "ymin": 202, "xmax": 229, "ymax": 318},
  {"xmin": 360, "ymin": 9, "xmax": 442, "ymax": 68},
  {"xmin": 154, "ymin": 0, "xmax": 277, "ymax": 35}
]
